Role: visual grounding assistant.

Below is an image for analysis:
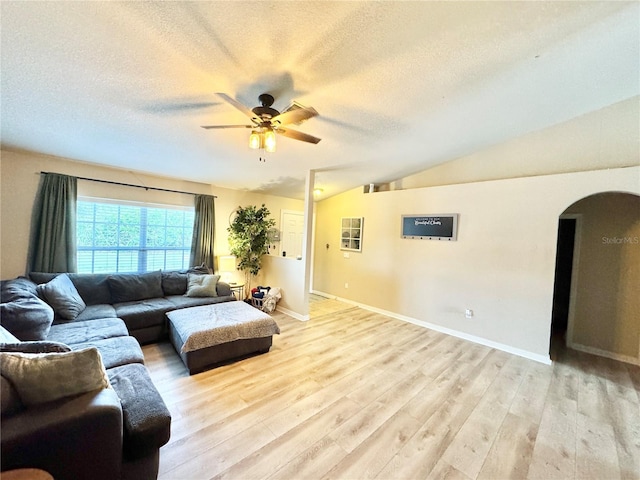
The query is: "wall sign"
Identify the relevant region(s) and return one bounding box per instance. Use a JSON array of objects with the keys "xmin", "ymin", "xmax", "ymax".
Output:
[{"xmin": 401, "ymin": 214, "xmax": 458, "ymax": 241}]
